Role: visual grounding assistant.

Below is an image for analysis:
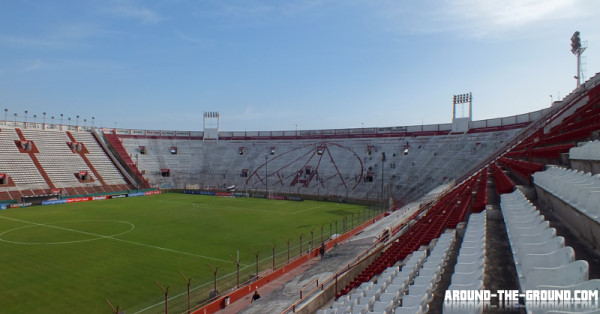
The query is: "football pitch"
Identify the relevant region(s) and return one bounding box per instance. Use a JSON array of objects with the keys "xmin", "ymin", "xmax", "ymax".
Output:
[{"xmin": 0, "ymin": 193, "xmax": 373, "ymax": 313}]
